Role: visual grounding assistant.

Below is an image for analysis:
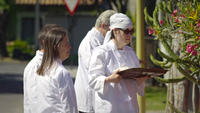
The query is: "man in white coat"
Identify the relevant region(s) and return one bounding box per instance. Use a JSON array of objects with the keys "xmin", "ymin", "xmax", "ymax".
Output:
[
  {"xmin": 88, "ymin": 13, "xmax": 150, "ymax": 113},
  {"xmin": 74, "ymin": 10, "xmax": 116, "ymax": 113},
  {"xmin": 23, "ymin": 24, "xmax": 61, "ymax": 113}
]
